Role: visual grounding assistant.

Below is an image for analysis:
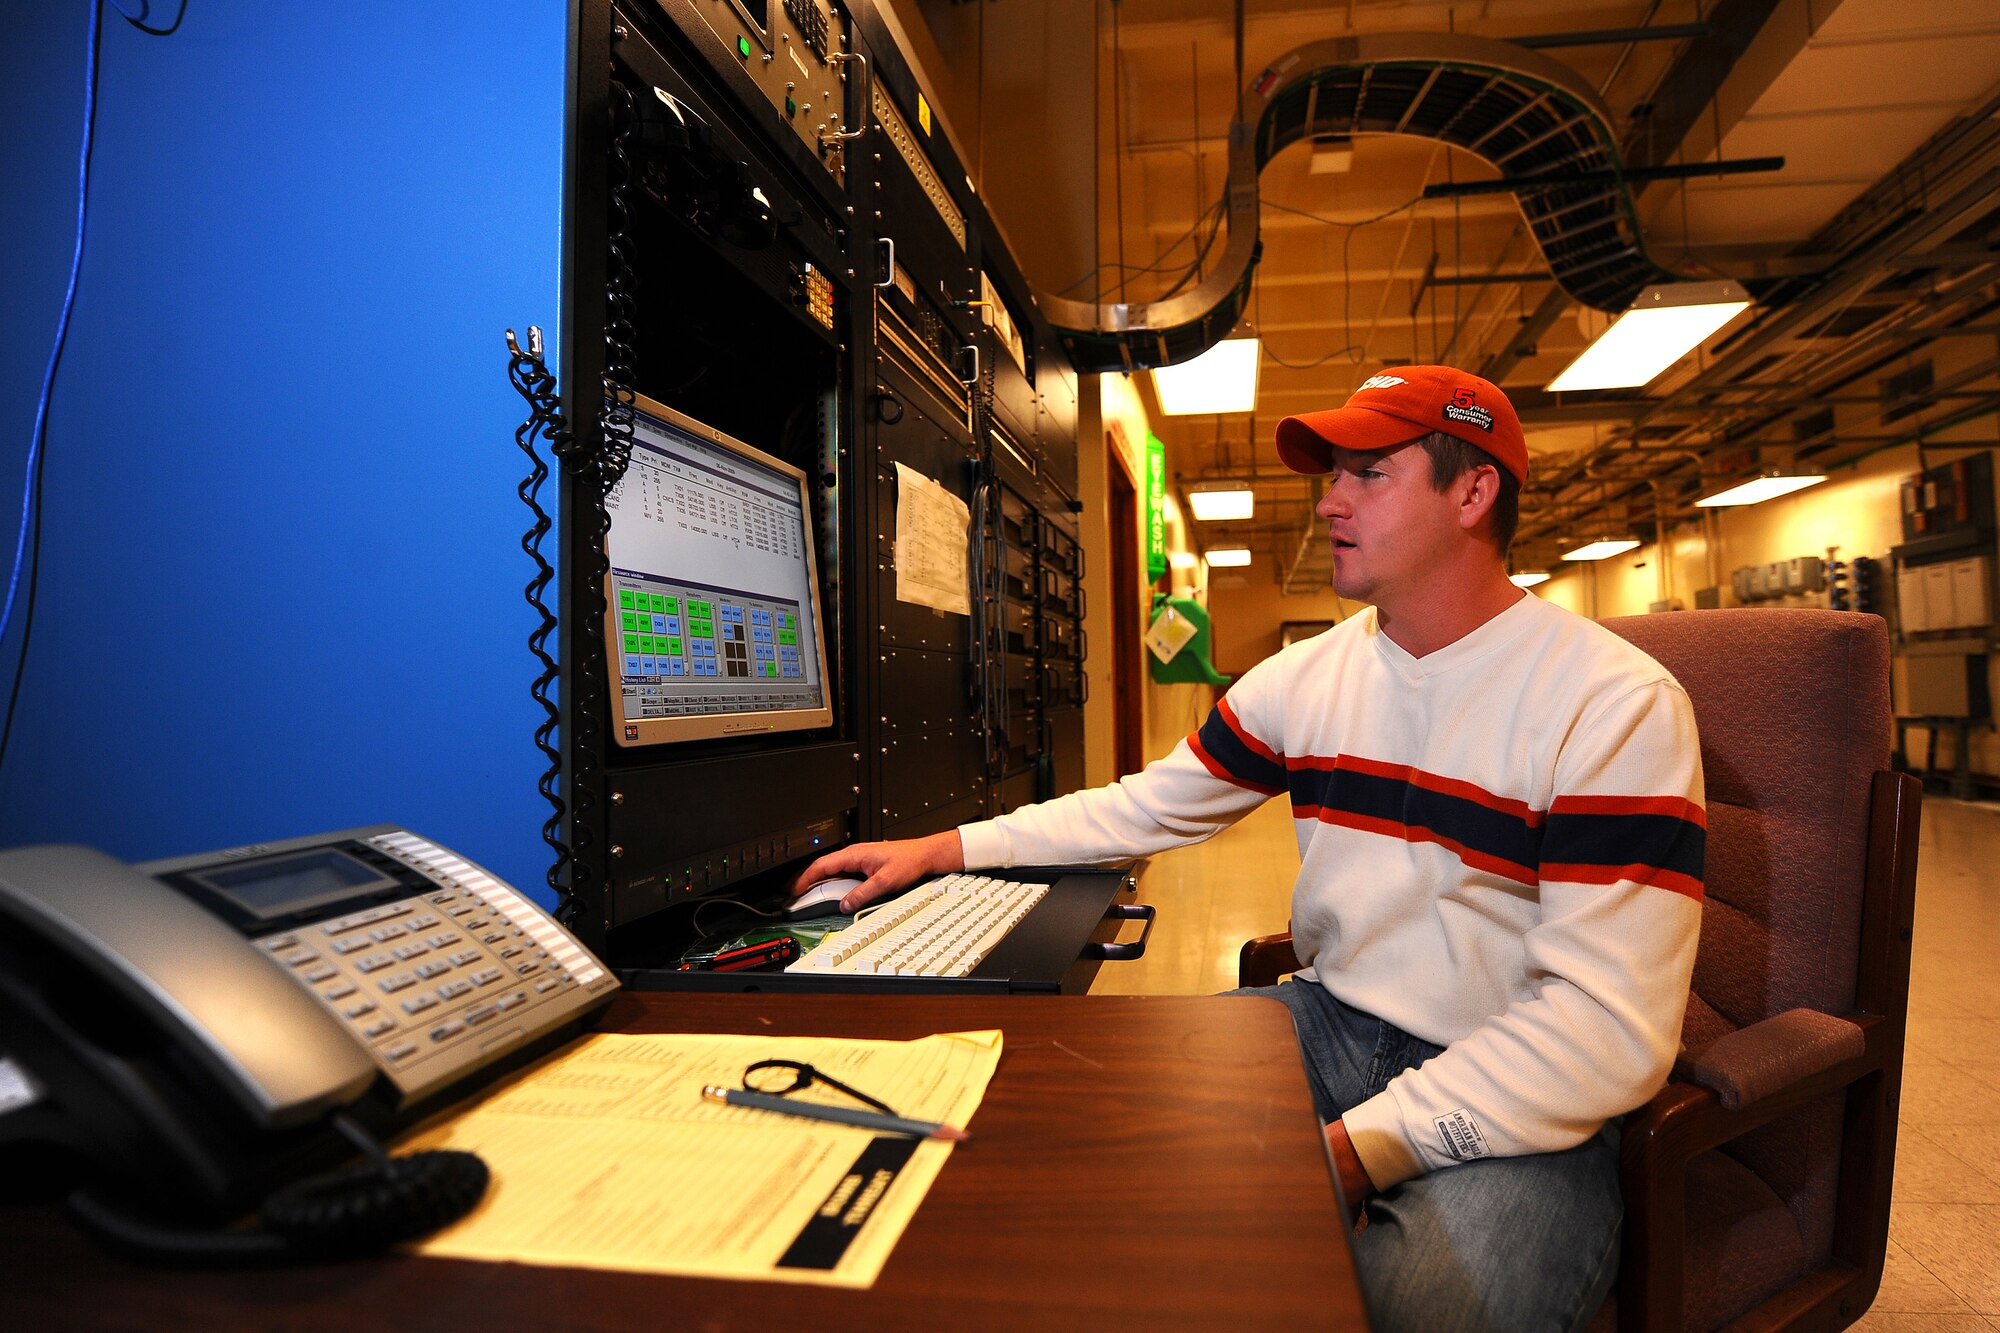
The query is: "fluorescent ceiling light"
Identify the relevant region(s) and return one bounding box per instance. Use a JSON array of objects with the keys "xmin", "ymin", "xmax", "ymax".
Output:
[
  {"xmin": 1546, "ymin": 281, "xmax": 1751, "ymax": 392},
  {"xmin": 1205, "ymin": 547, "xmax": 1252, "ymax": 567},
  {"xmin": 1153, "ymin": 338, "xmax": 1261, "ymax": 415},
  {"xmin": 1187, "ymin": 486, "xmax": 1255, "ymax": 521},
  {"xmin": 1509, "ymin": 571, "xmax": 1551, "ymax": 587},
  {"xmin": 1169, "ymin": 551, "xmax": 1198, "ymax": 569},
  {"xmin": 1561, "ymin": 538, "xmax": 1641, "ymax": 562},
  {"xmin": 1695, "ymin": 472, "xmax": 1827, "ymax": 507}
]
